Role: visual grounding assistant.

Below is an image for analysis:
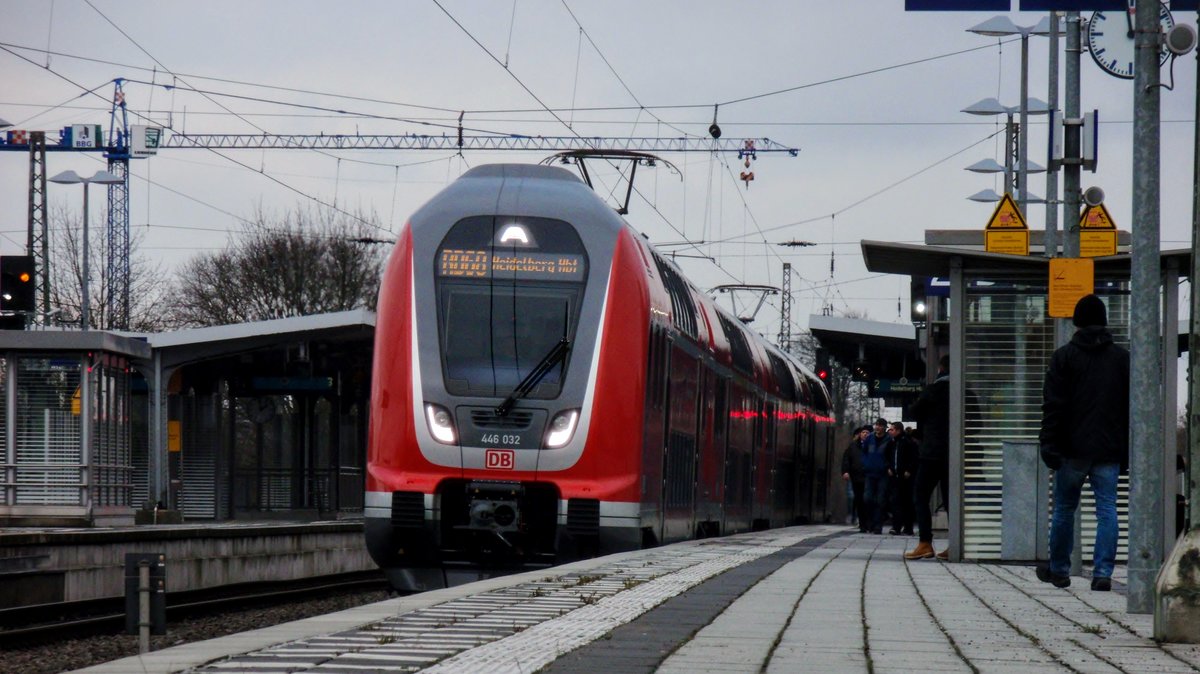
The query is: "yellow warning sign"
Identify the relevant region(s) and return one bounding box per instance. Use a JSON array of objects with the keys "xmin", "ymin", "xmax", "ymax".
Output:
[
  {"xmin": 1079, "ymin": 203, "xmax": 1116, "ymax": 229},
  {"xmin": 71, "ymin": 386, "xmax": 81, "ymax": 416},
  {"xmin": 1078, "ymin": 203, "xmax": 1117, "ymax": 257},
  {"xmin": 985, "ymin": 230, "xmax": 1029, "ymax": 255},
  {"xmin": 1048, "ymin": 257, "xmax": 1095, "ymax": 318},
  {"xmin": 168, "ymin": 420, "xmax": 181, "ymax": 453},
  {"xmin": 984, "ymin": 193, "xmax": 1029, "ymax": 255},
  {"xmin": 985, "ymin": 193, "xmax": 1028, "ymax": 229}
]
